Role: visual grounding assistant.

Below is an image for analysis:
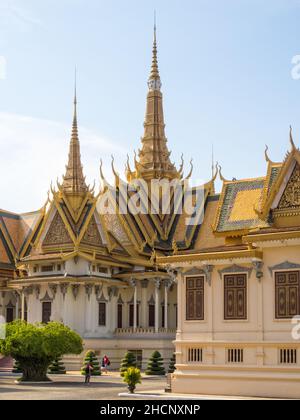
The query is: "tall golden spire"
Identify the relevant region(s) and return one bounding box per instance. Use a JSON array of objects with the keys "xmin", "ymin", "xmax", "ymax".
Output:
[
  {"xmin": 131, "ymin": 22, "xmax": 179, "ymax": 182},
  {"xmin": 62, "ymin": 74, "xmax": 88, "ymax": 194}
]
